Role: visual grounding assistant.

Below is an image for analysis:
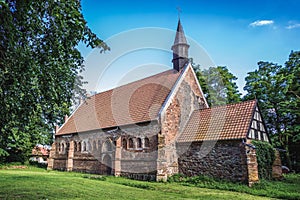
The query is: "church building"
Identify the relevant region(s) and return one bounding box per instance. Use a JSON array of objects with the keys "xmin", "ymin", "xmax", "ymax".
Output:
[{"xmin": 47, "ymin": 20, "xmax": 280, "ymax": 186}]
